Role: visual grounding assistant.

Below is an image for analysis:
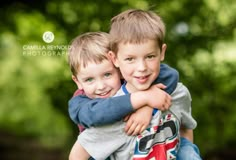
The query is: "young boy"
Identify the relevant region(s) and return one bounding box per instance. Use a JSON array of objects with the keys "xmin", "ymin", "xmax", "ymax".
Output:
[
  {"xmin": 69, "ymin": 9, "xmax": 202, "ymax": 159},
  {"xmin": 108, "ymin": 9, "xmax": 201, "ymax": 159},
  {"xmin": 68, "ymin": 31, "xmax": 177, "ymax": 160}
]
